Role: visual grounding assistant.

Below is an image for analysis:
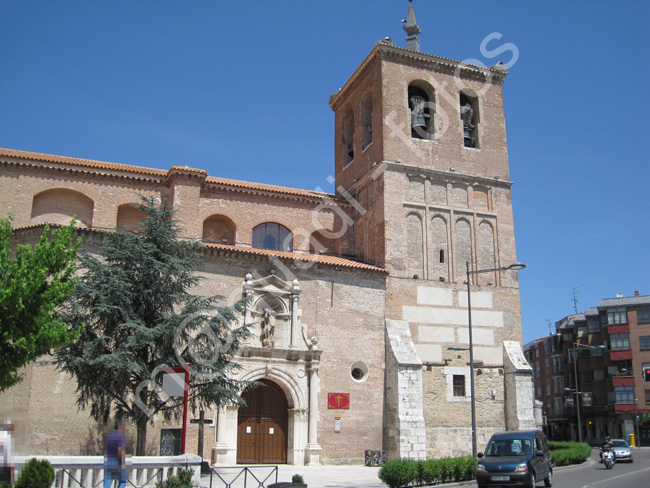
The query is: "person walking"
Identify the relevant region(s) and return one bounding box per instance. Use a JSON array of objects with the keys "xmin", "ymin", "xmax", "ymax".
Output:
[{"xmin": 104, "ymin": 421, "xmax": 127, "ymax": 488}]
